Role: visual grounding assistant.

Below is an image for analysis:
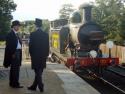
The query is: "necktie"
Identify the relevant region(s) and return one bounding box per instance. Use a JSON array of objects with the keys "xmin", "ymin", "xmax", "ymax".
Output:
[{"xmin": 16, "ymin": 33, "xmax": 22, "ymax": 44}]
